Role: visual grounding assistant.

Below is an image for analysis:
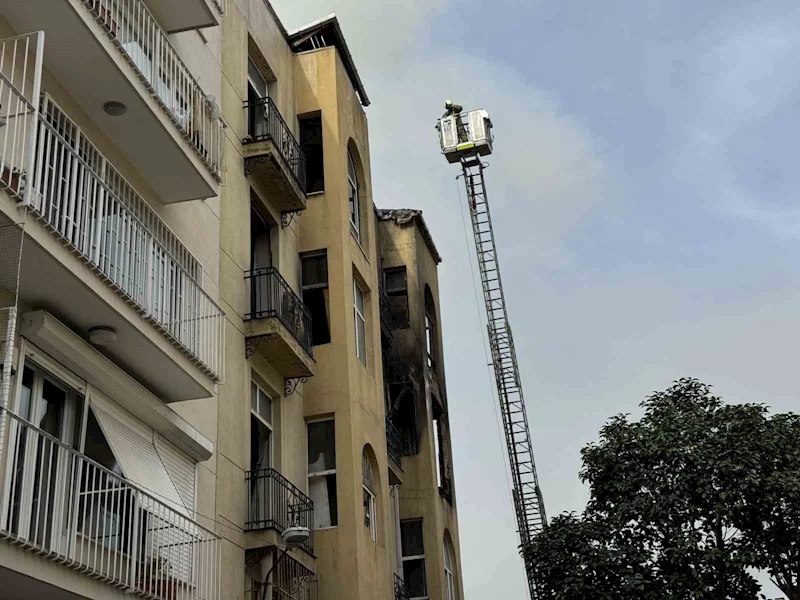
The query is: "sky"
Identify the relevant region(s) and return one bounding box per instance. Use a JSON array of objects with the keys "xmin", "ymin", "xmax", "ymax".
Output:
[{"xmin": 271, "ymin": 1, "xmax": 799, "ymax": 597}]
